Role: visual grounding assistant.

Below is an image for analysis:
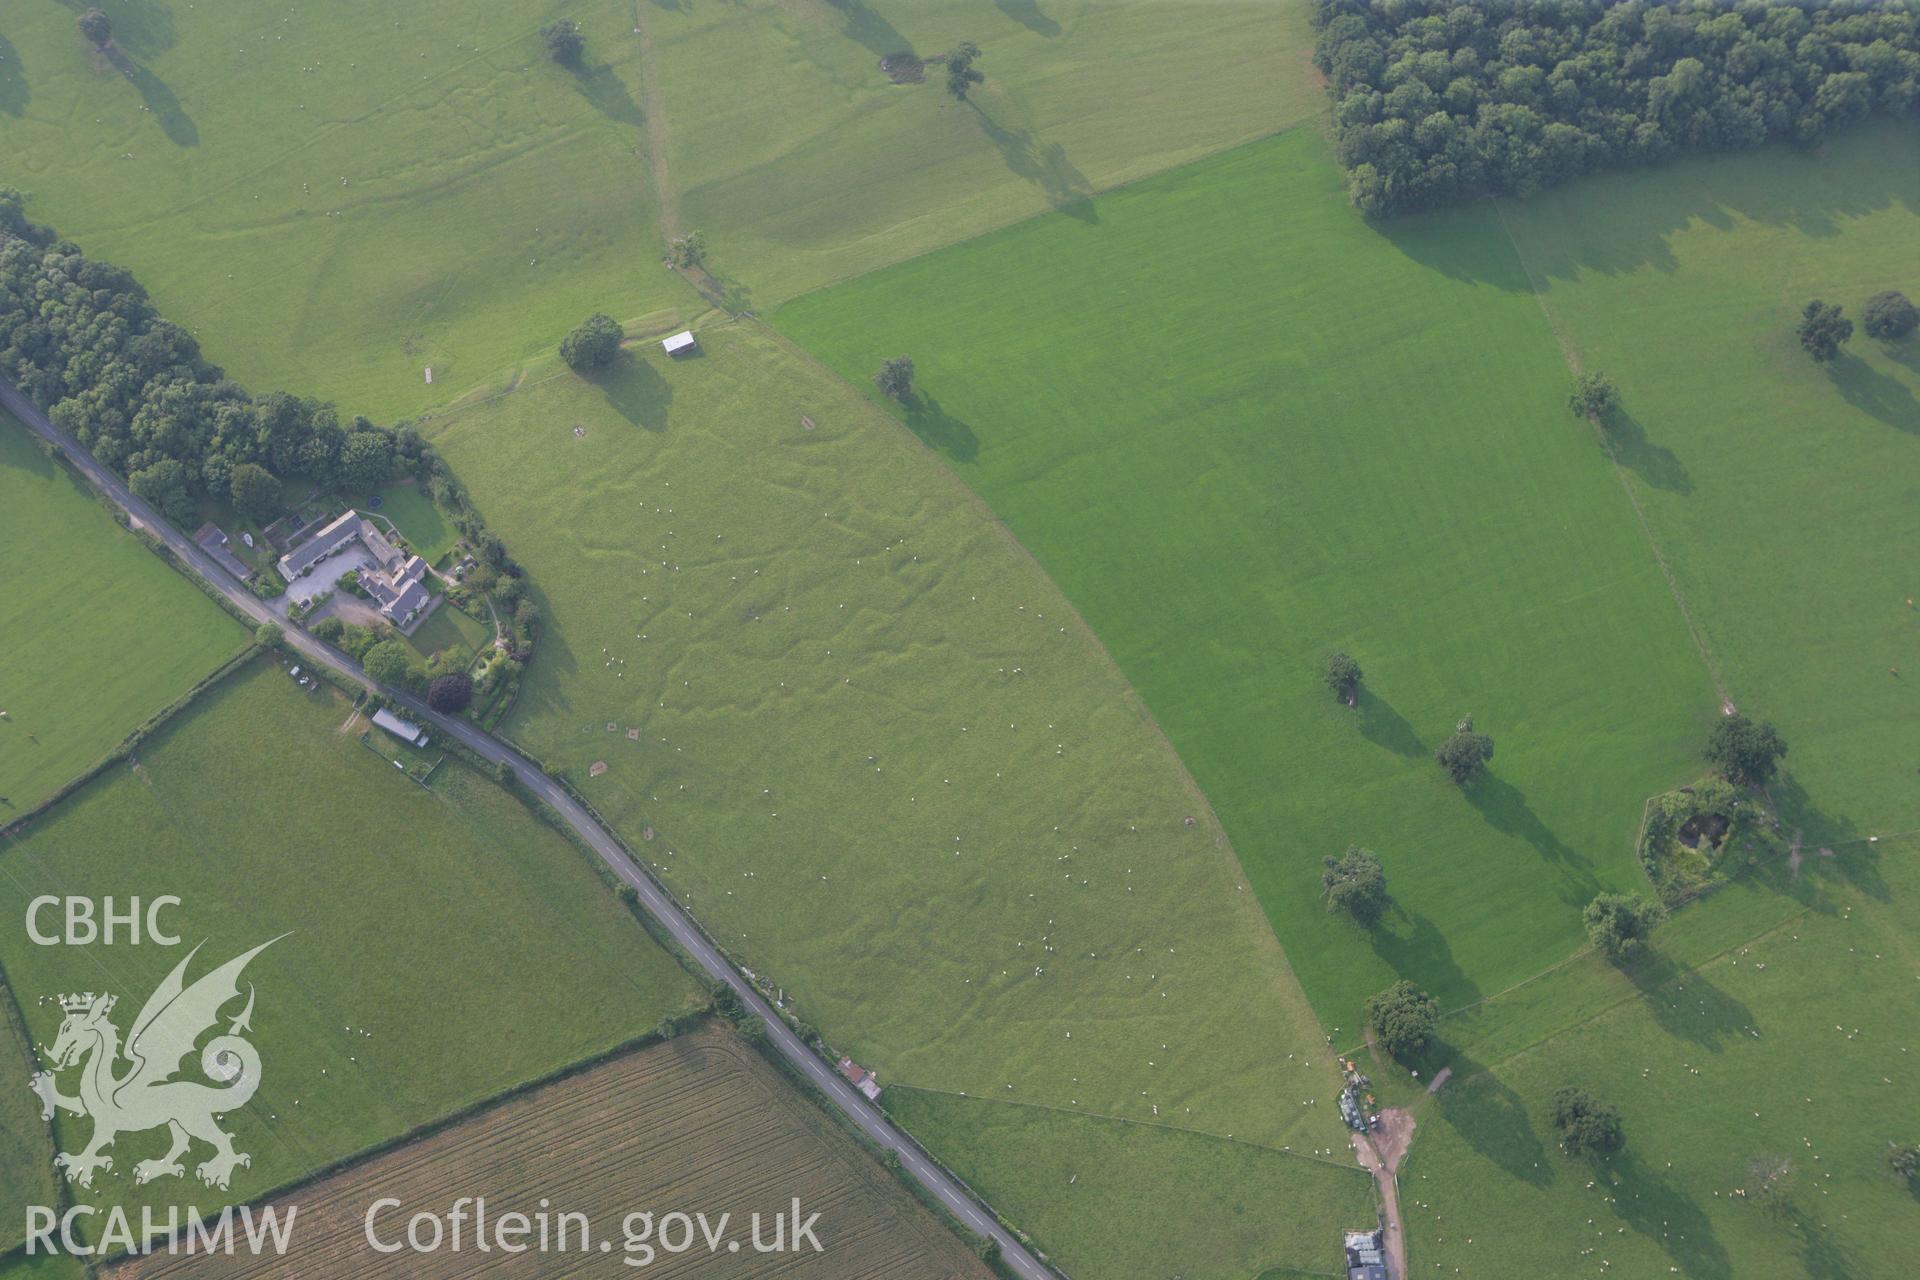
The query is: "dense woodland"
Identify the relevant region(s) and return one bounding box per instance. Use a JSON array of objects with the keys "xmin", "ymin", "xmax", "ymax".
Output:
[{"xmin": 1313, "ymin": 0, "xmax": 1920, "ymax": 215}]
